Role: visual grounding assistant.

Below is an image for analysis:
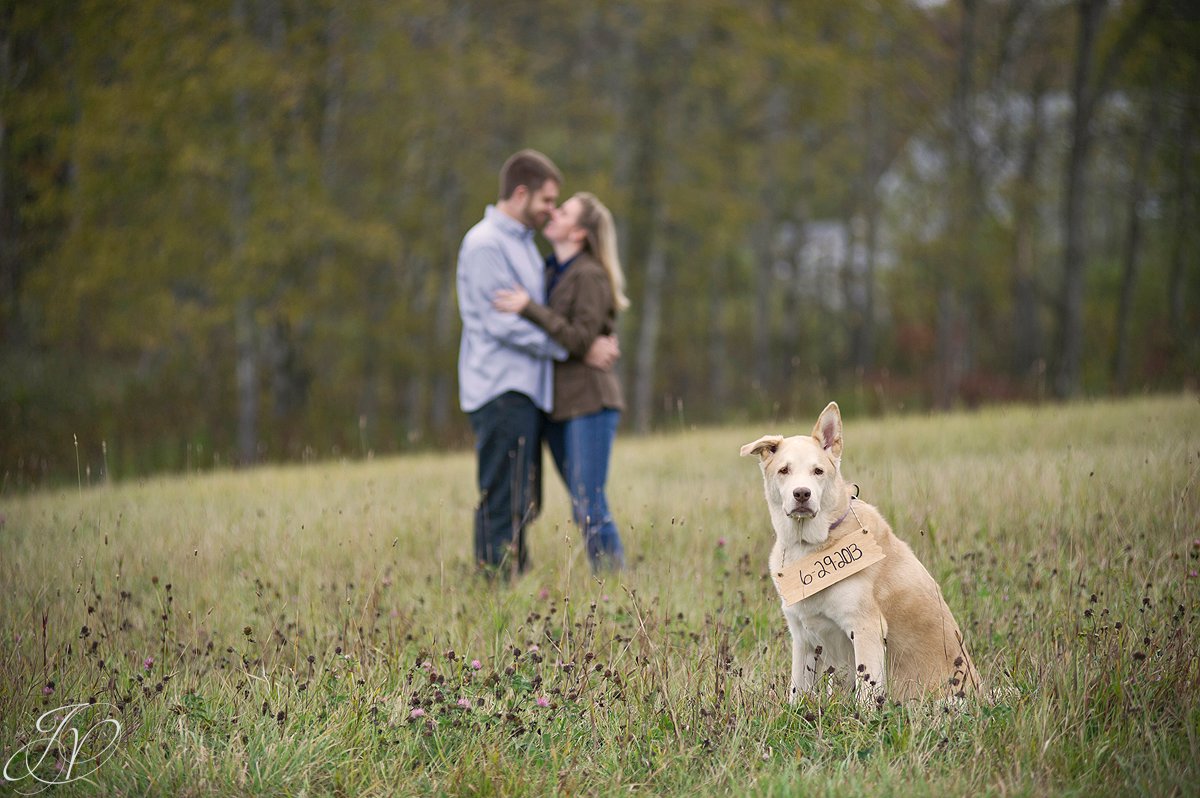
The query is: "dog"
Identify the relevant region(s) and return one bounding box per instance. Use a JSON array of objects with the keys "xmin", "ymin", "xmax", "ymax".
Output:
[{"xmin": 741, "ymin": 401, "xmax": 979, "ymax": 703}]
